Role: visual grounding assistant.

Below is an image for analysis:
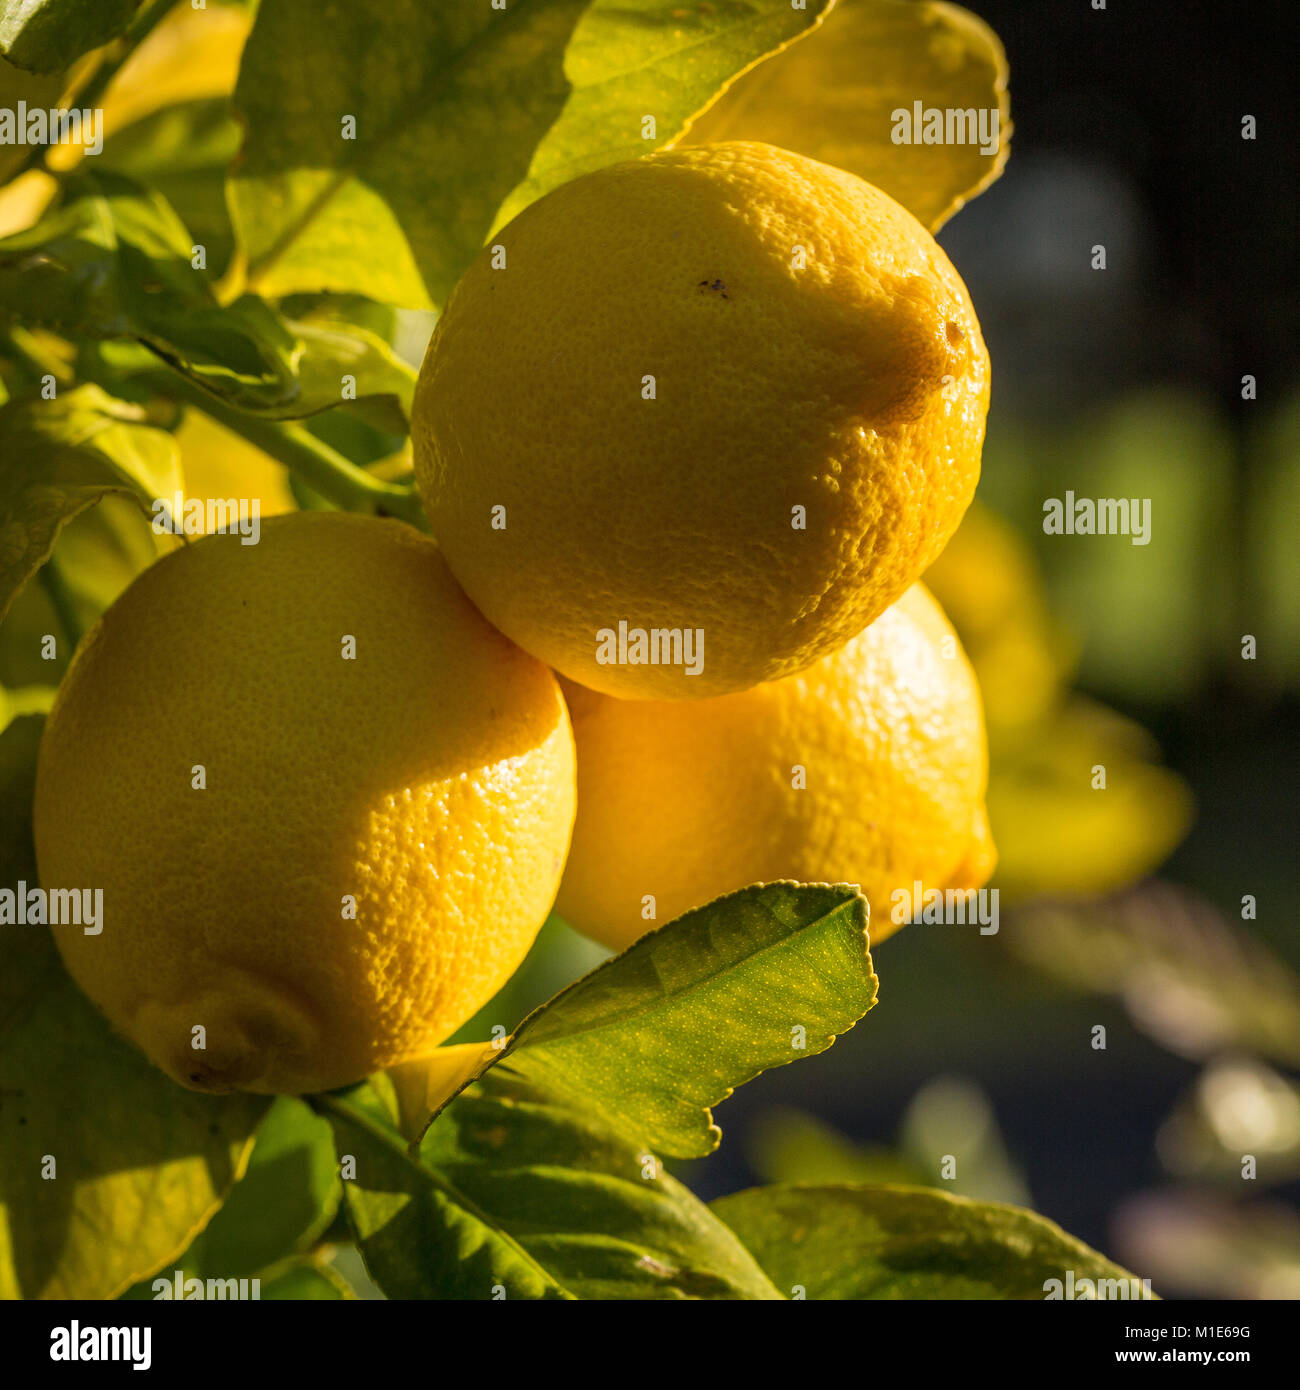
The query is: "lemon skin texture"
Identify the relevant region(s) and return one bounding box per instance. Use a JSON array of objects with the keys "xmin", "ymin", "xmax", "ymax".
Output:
[
  {"xmin": 34, "ymin": 512, "xmax": 576, "ymax": 1095},
  {"xmin": 414, "ymin": 141, "xmax": 990, "ymax": 699},
  {"xmin": 556, "ymin": 583, "xmax": 994, "ymax": 948}
]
